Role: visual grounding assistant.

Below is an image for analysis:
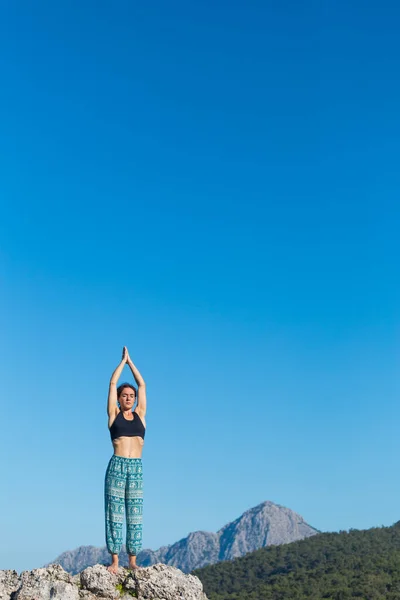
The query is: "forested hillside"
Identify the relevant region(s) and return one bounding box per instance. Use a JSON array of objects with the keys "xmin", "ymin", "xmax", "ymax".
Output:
[{"xmin": 192, "ymin": 521, "xmax": 400, "ymax": 599}]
